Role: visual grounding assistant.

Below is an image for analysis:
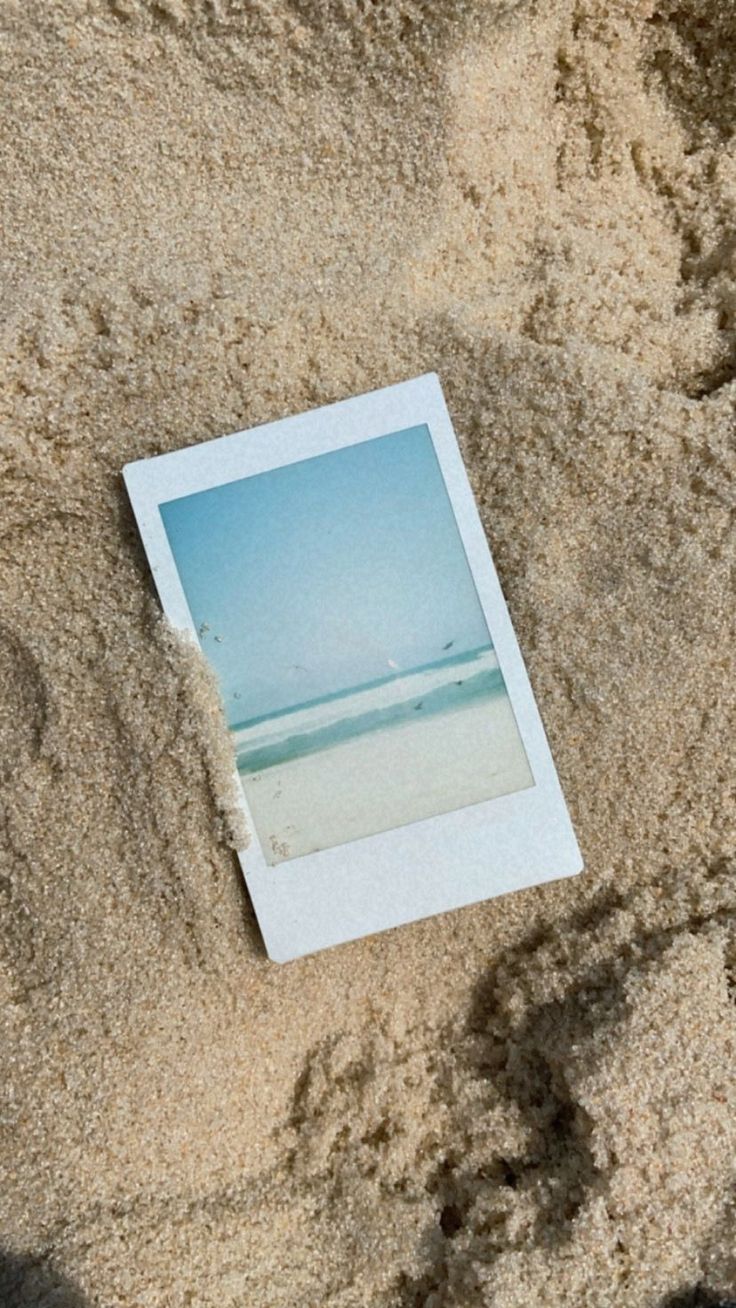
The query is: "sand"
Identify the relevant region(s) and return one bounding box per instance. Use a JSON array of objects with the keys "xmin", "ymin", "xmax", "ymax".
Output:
[
  {"xmin": 0, "ymin": 1, "xmax": 735, "ymax": 1305},
  {"xmin": 245, "ymin": 695, "xmax": 532, "ymax": 864}
]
